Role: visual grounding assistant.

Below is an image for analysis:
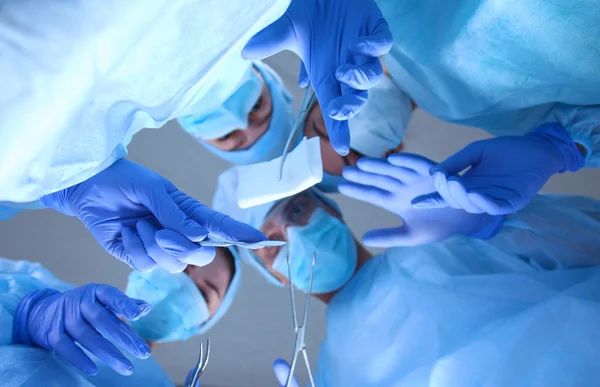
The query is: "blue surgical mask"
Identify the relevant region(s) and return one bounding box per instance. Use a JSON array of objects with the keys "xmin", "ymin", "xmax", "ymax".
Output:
[
  {"xmin": 202, "ymin": 62, "xmax": 295, "ymax": 165},
  {"xmin": 348, "ymin": 75, "xmax": 412, "ymax": 157},
  {"xmin": 316, "ymin": 172, "xmax": 346, "ymax": 193},
  {"xmin": 272, "ymin": 207, "xmax": 357, "ymax": 293},
  {"xmin": 177, "ymin": 65, "xmax": 263, "ymax": 141},
  {"xmin": 126, "ymin": 270, "xmax": 209, "ymax": 343}
]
